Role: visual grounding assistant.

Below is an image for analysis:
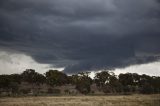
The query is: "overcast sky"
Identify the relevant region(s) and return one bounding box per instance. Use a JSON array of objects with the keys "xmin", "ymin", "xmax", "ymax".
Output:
[{"xmin": 0, "ymin": 0, "xmax": 160, "ymax": 75}]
